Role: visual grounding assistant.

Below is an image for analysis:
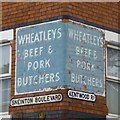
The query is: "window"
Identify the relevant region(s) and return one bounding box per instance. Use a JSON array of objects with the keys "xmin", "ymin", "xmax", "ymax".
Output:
[
  {"xmin": 0, "ymin": 29, "xmax": 13, "ymax": 118},
  {"xmin": 0, "ymin": 79, "xmax": 11, "ymax": 113},
  {"xmin": 106, "ymin": 81, "xmax": 120, "ymax": 115},
  {"xmin": 0, "ymin": 42, "xmax": 11, "ymax": 114},
  {"xmin": 107, "ymin": 46, "xmax": 120, "ymax": 80},
  {"xmin": 0, "ymin": 43, "xmax": 11, "ymax": 77},
  {"xmin": 106, "ymin": 44, "xmax": 120, "ymax": 118}
]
